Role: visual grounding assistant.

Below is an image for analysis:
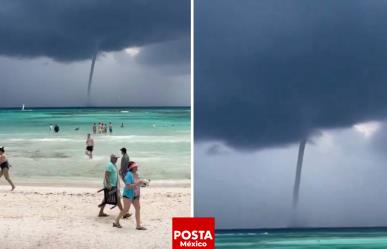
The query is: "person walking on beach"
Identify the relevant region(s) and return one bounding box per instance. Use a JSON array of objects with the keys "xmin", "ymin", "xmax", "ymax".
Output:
[
  {"xmin": 109, "ymin": 122, "xmax": 113, "ymax": 134},
  {"xmin": 113, "ymin": 161, "xmax": 146, "ymax": 230},
  {"xmin": 98, "ymin": 154, "xmax": 130, "ymax": 218},
  {"xmin": 49, "ymin": 124, "xmax": 54, "ymax": 132},
  {"xmin": 85, "ymin": 134, "xmax": 94, "ymax": 159},
  {"xmin": 118, "ymin": 148, "xmax": 132, "ymax": 216},
  {"xmin": 119, "ymin": 147, "xmax": 130, "ymax": 181},
  {"xmin": 0, "ymin": 147, "xmax": 15, "ymax": 191}
]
